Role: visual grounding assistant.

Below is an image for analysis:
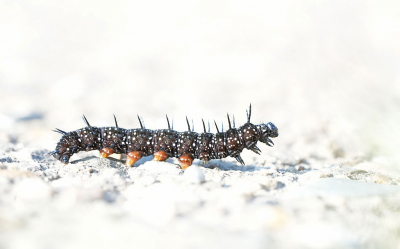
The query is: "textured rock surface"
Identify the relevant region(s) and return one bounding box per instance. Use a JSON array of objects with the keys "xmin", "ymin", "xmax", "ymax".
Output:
[{"xmin": 0, "ymin": 148, "xmax": 399, "ymax": 249}]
